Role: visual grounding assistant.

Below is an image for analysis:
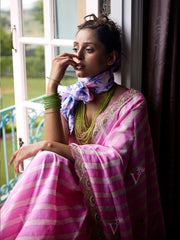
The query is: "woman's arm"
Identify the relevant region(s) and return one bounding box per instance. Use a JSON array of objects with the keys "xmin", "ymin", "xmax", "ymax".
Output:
[
  {"xmin": 9, "ymin": 140, "xmax": 74, "ymax": 174},
  {"xmin": 44, "ymin": 80, "xmax": 67, "ymax": 143},
  {"xmin": 44, "ymin": 53, "xmax": 78, "ymax": 144}
]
